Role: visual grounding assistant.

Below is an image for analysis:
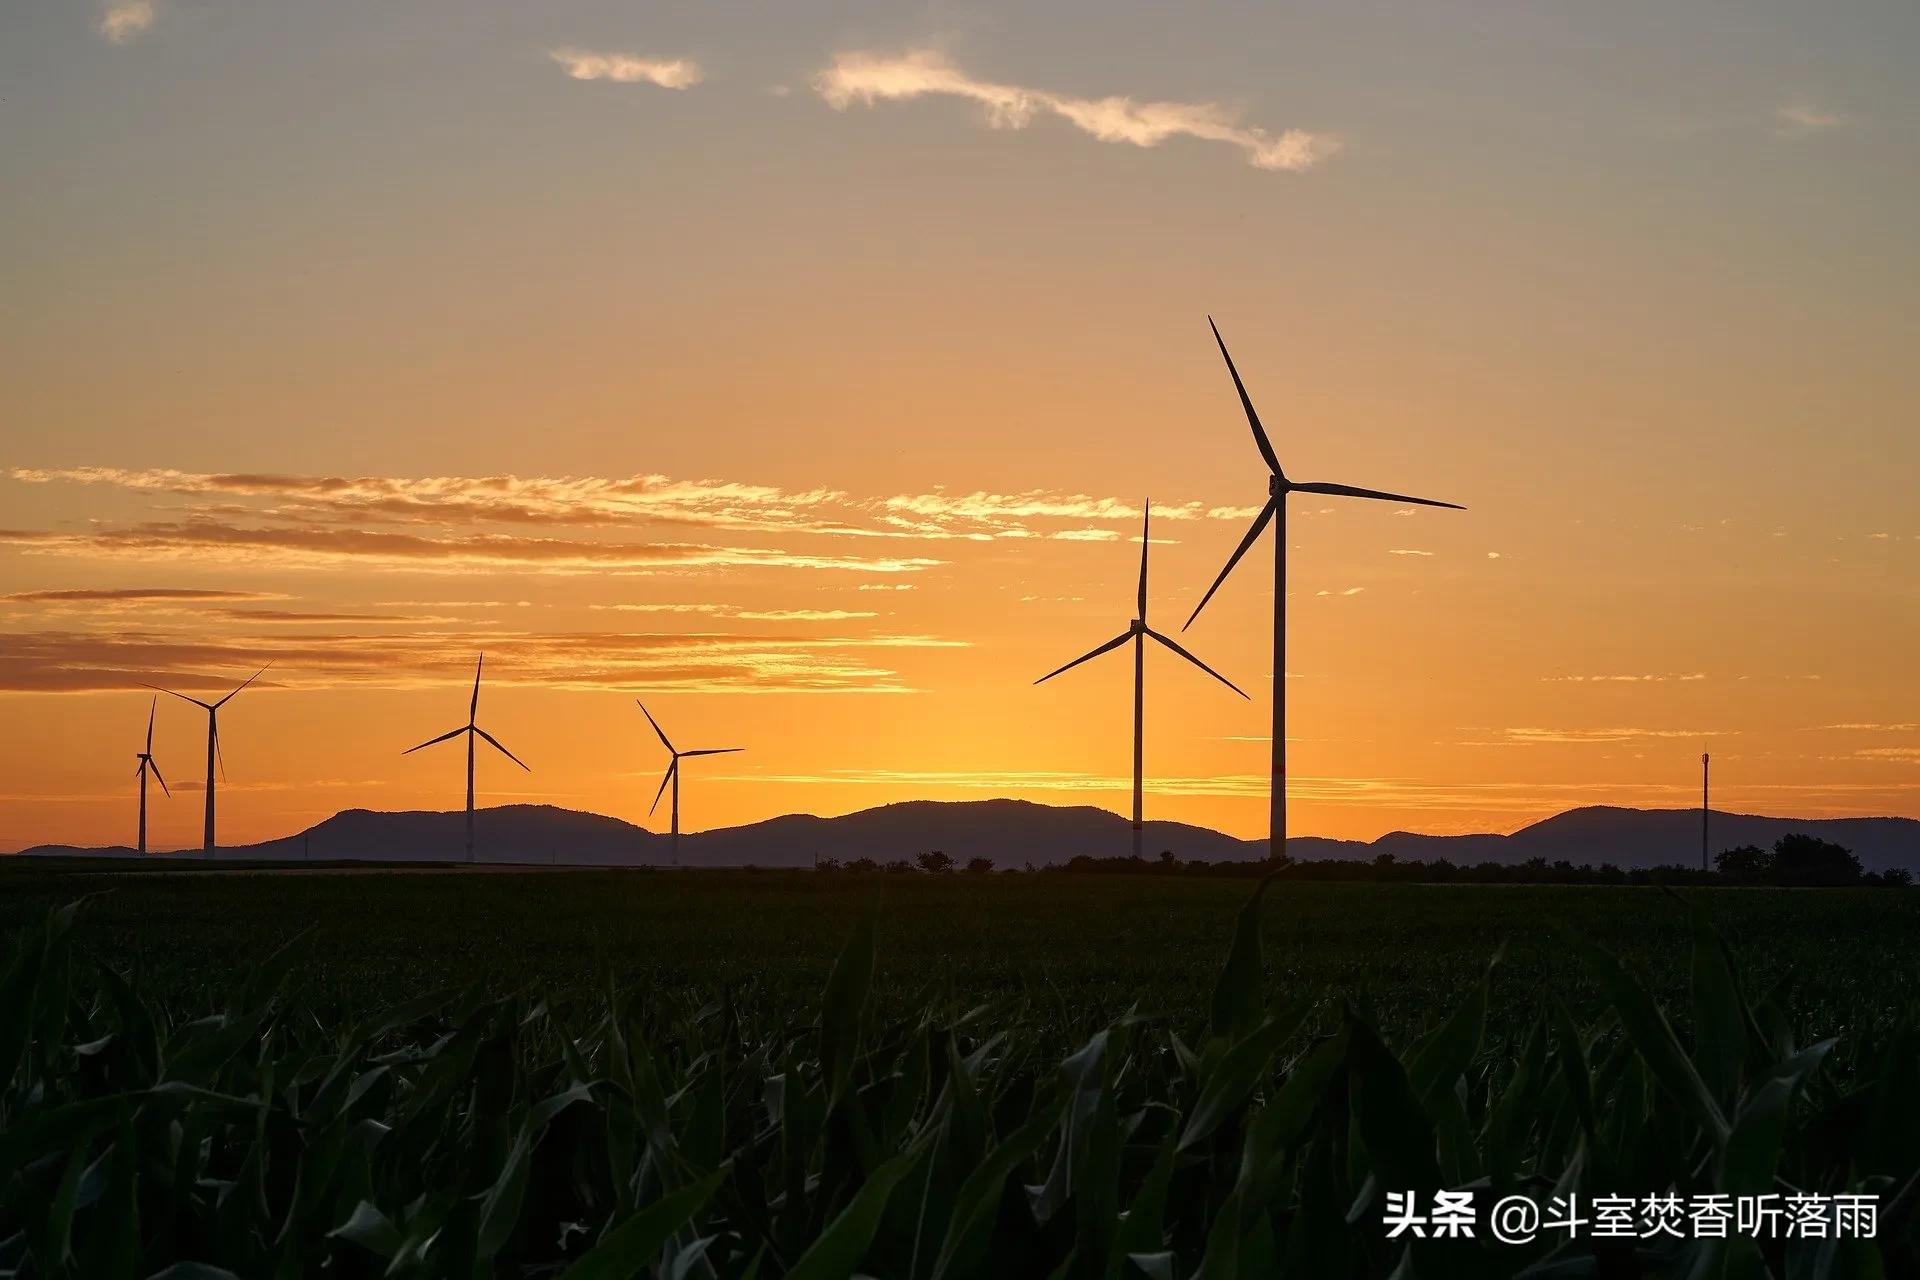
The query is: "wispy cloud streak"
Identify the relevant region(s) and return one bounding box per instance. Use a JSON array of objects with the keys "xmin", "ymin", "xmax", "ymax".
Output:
[
  {"xmin": 0, "ymin": 522, "xmax": 940, "ymax": 576},
  {"xmin": 550, "ymin": 49, "xmax": 703, "ymax": 89},
  {"xmin": 0, "ymin": 629, "xmax": 965, "ymax": 695},
  {"xmin": 814, "ymin": 49, "xmax": 1338, "ymax": 172},
  {"xmin": 95, "ymin": 0, "xmax": 154, "ymax": 44}
]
